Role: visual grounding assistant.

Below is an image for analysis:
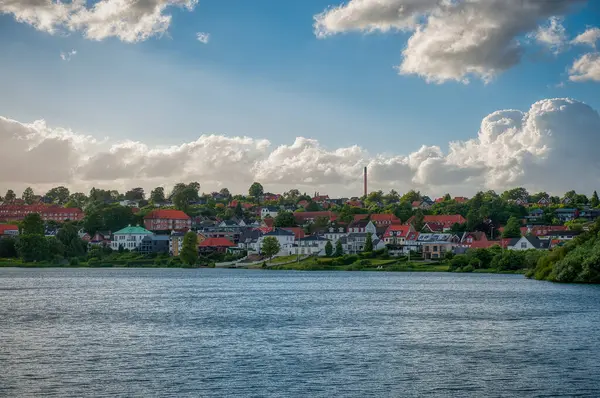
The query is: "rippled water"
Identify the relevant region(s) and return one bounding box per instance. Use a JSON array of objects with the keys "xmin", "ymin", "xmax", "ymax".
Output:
[{"xmin": 1, "ymin": 268, "xmax": 599, "ymax": 397}]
